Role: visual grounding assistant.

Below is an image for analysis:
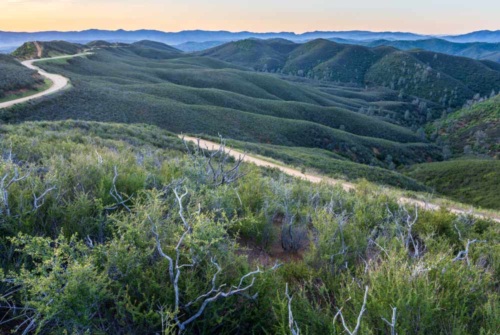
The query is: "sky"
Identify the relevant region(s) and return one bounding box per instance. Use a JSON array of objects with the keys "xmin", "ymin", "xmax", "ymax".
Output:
[{"xmin": 1, "ymin": 0, "xmax": 499, "ymax": 34}]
